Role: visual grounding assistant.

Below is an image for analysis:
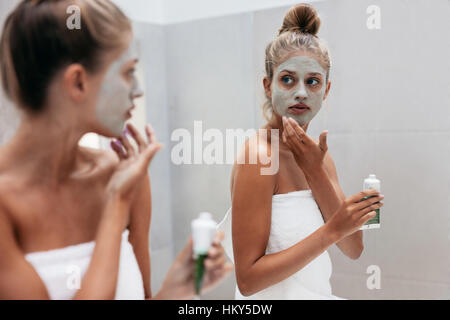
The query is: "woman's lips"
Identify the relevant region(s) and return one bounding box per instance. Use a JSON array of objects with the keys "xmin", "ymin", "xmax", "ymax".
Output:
[
  {"xmin": 125, "ymin": 105, "xmax": 135, "ymax": 119},
  {"xmin": 287, "ymin": 104, "xmax": 309, "ymax": 115}
]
